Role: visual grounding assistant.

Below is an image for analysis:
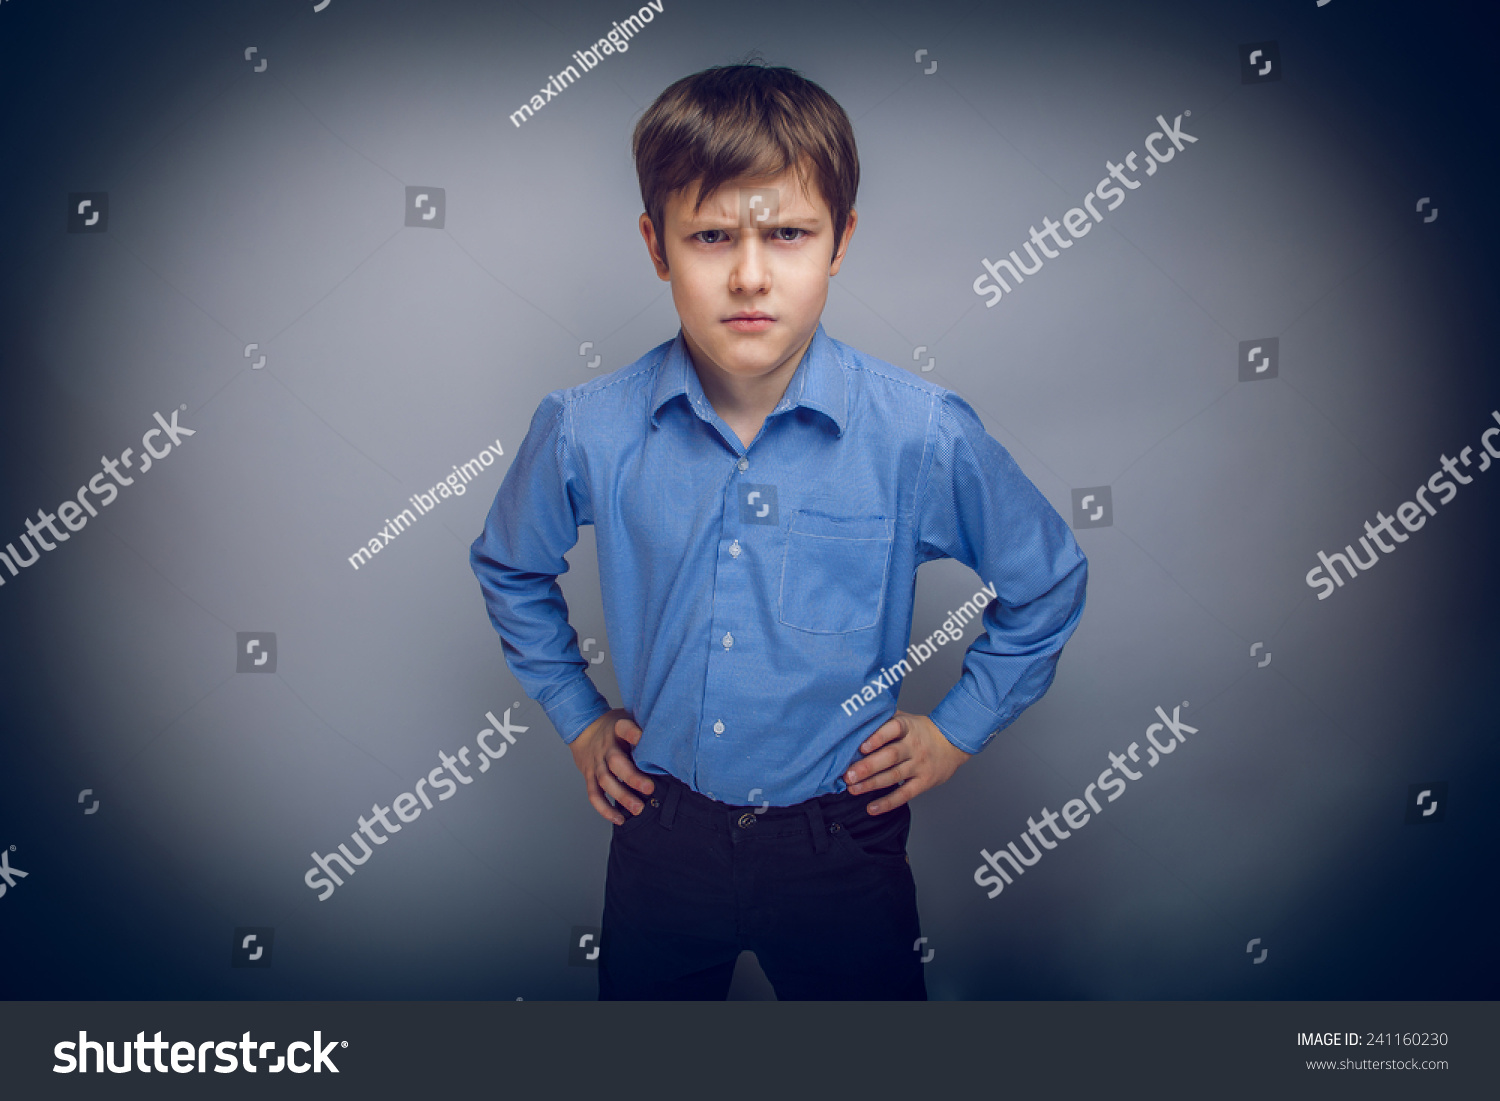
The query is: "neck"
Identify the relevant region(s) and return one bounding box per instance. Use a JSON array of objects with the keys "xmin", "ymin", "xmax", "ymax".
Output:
[{"xmin": 685, "ymin": 327, "xmax": 815, "ymax": 423}]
